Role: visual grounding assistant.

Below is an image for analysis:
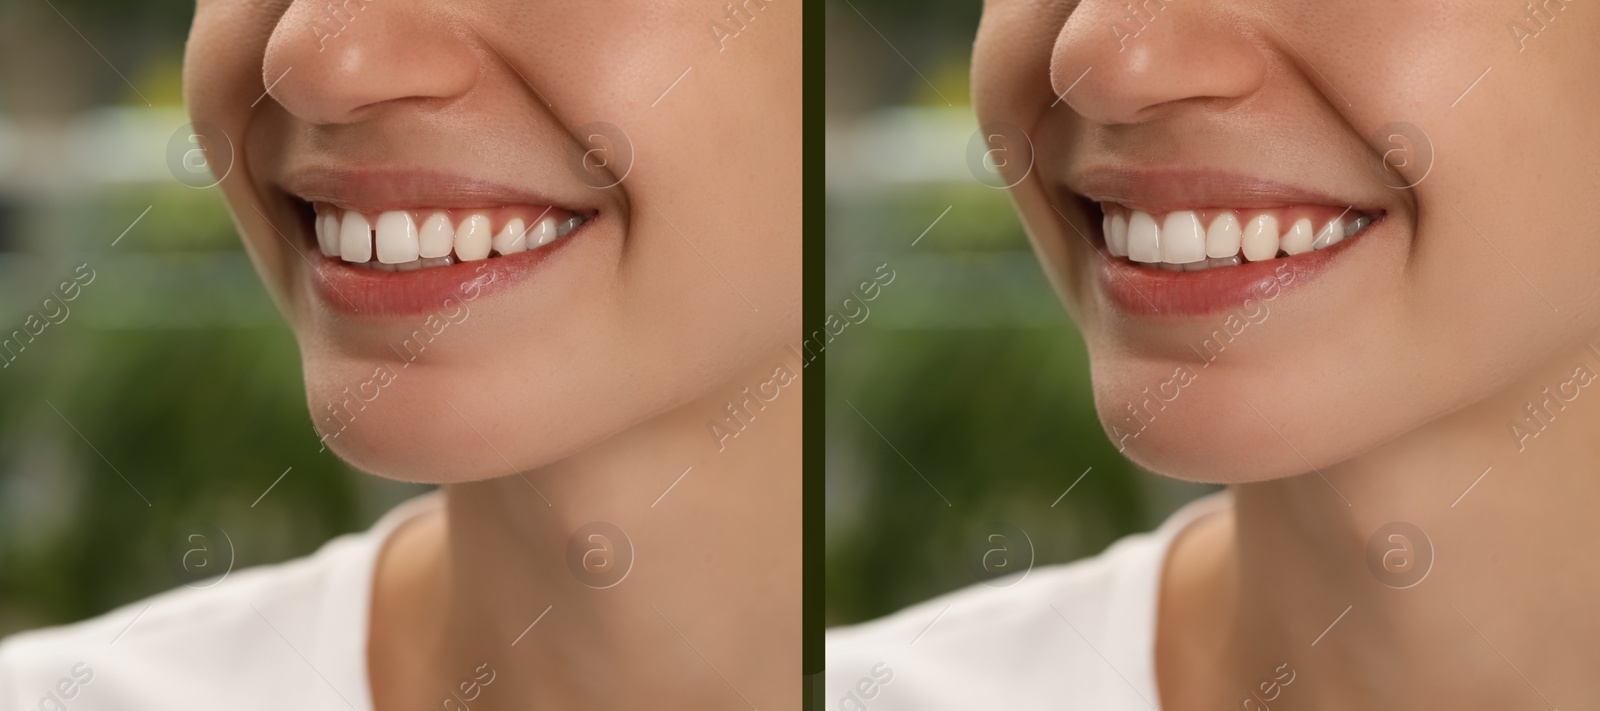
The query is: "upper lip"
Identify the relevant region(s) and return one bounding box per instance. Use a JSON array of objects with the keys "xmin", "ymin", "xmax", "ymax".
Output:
[
  {"xmin": 1063, "ymin": 166, "xmax": 1377, "ymax": 214},
  {"xmin": 280, "ymin": 166, "xmax": 596, "ymax": 214}
]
